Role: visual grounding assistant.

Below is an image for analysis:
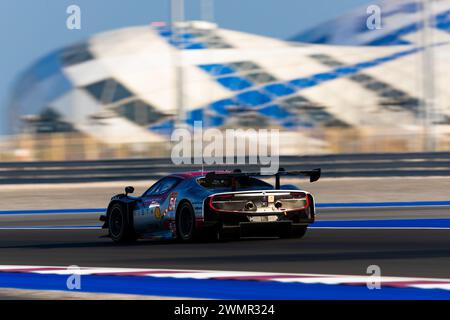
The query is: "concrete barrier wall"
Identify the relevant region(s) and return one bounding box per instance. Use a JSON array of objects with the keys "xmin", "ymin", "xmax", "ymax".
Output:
[{"xmin": 1, "ymin": 152, "xmax": 450, "ymax": 184}]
